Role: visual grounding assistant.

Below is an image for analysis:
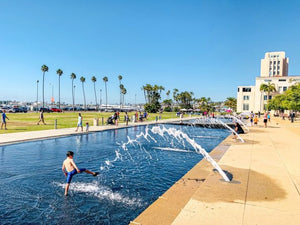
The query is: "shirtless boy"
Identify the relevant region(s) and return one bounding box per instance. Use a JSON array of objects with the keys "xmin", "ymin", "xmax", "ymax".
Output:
[{"xmin": 62, "ymin": 151, "xmax": 99, "ymax": 196}]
